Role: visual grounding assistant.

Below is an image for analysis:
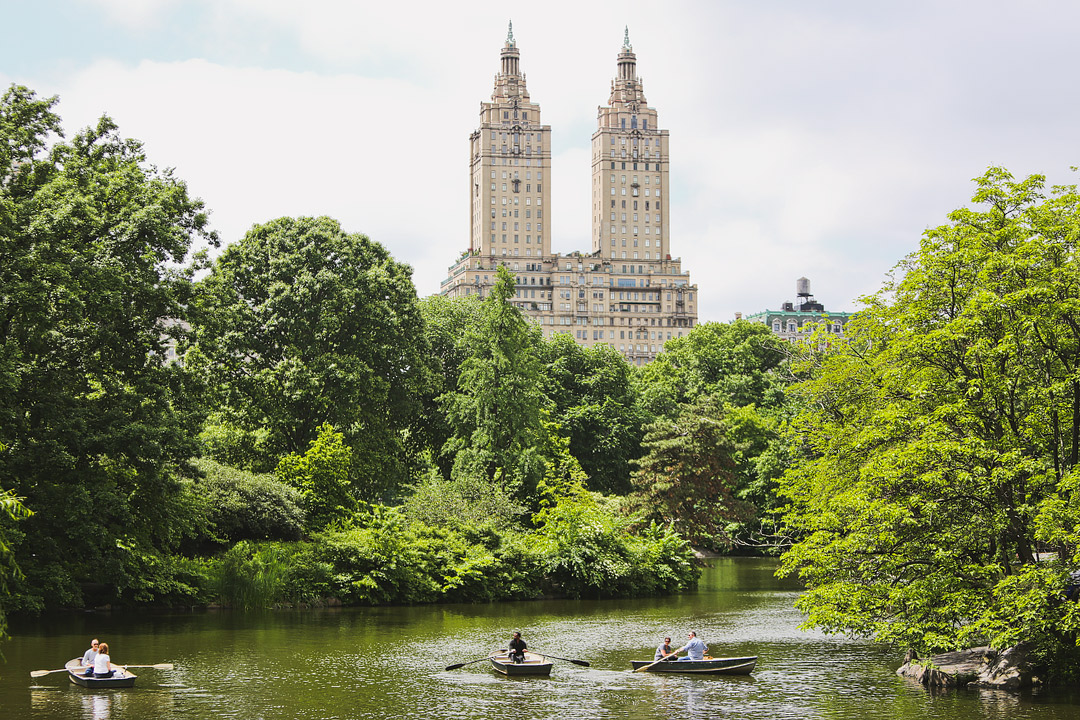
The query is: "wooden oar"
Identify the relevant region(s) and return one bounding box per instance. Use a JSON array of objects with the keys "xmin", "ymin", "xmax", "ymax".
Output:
[
  {"xmin": 541, "ymin": 653, "xmax": 590, "ymax": 667},
  {"xmin": 444, "ymin": 655, "xmax": 493, "ymax": 671},
  {"xmin": 30, "ymin": 668, "xmax": 72, "ymax": 678},
  {"xmin": 634, "ymin": 652, "xmax": 678, "ymax": 672},
  {"xmin": 121, "ymin": 663, "xmax": 174, "ymax": 670}
]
